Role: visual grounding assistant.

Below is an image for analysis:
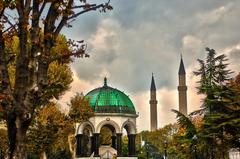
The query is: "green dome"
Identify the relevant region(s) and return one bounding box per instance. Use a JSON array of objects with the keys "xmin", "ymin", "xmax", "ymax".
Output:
[{"xmin": 85, "ymin": 78, "xmax": 136, "ymax": 114}]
